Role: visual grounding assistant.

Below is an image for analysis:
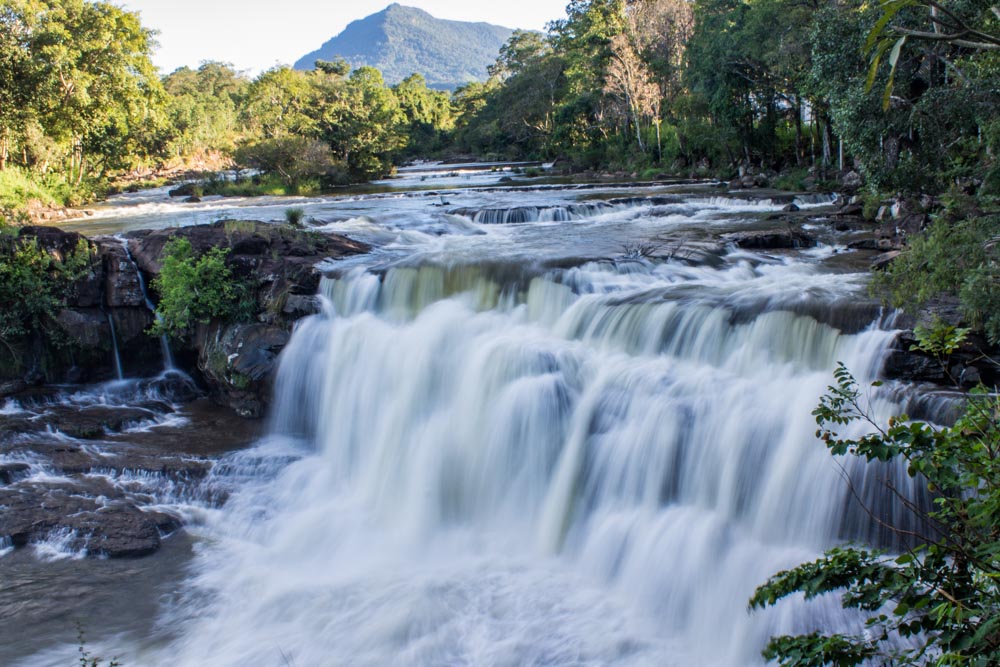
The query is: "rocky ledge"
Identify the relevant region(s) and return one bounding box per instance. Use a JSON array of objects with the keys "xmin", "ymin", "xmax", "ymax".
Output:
[
  {"xmin": 1, "ymin": 220, "xmax": 369, "ymax": 417},
  {"xmin": 0, "ymin": 378, "xmax": 261, "ymax": 559}
]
